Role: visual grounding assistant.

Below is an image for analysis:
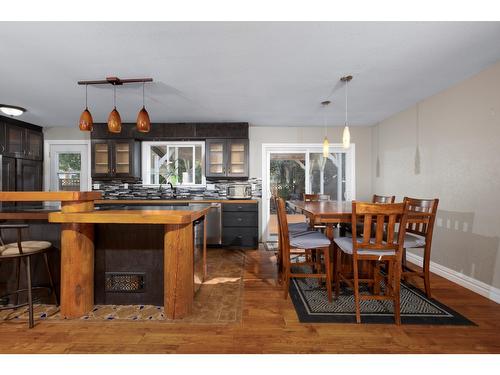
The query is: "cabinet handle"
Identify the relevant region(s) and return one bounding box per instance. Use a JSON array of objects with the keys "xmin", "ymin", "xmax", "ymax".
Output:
[
  {"xmin": 237, "ymin": 235, "xmax": 243, "ymax": 239},
  {"xmin": 237, "ymin": 206, "xmax": 243, "ymax": 210},
  {"xmin": 237, "ymin": 218, "xmax": 242, "ymax": 222},
  {"xmin": 0, "ymin": 145, "xmax": 4, "ymax": 153}
]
